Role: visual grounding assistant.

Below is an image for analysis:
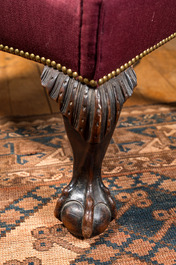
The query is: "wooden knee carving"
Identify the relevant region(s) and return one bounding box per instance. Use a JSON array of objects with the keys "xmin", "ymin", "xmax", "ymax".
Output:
[{"xmin": 41, "ymin": 66, "xmax": 137, "ymax": 238}]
